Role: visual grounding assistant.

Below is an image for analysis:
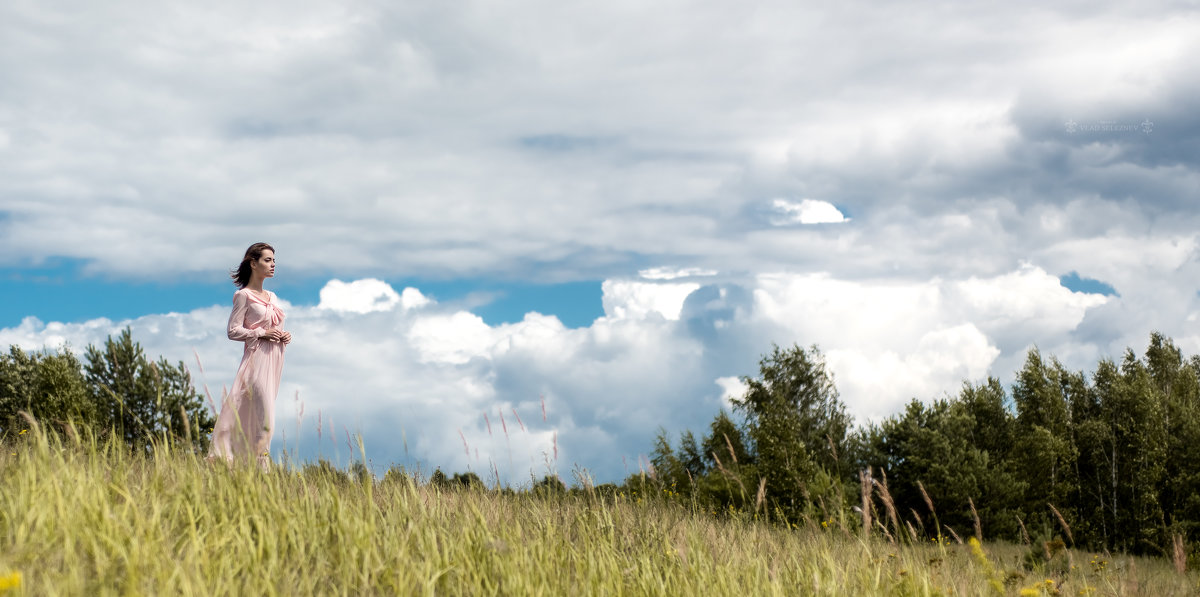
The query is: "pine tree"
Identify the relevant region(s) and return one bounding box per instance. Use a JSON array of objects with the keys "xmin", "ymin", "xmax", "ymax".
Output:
[
  {"xmin": 1011, "ymin": 348, "xmax": 1078, "ymax": 534},
  {"xmin": 83, "ymin": 328, "xmax": 214, "ymax": 452}
]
